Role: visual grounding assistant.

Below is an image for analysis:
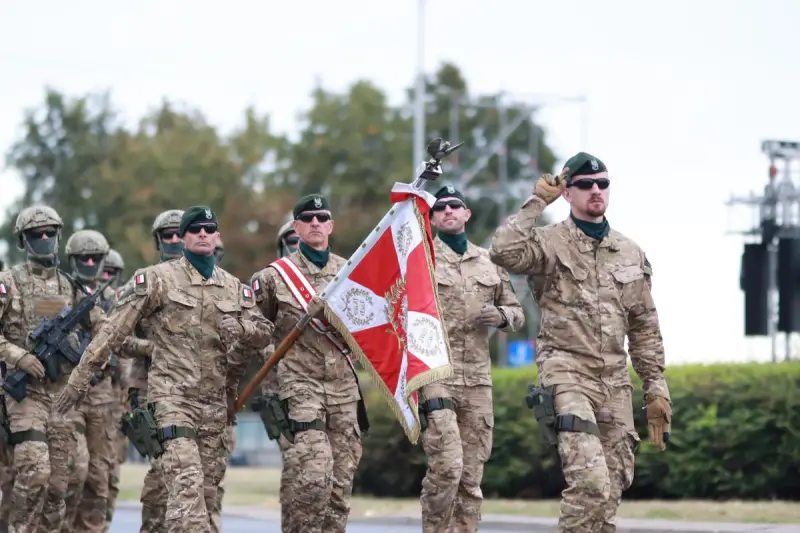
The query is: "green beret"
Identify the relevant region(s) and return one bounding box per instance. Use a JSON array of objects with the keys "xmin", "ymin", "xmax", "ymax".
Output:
[
  {"xmin": 433, "ymin": 185, "xmax": 466, "ymax": 204},
  {"xmin": 562, "ymin": 152, "xmax": 607, "ymax": 184},
  {"xmin": 293, "ymin": 194, "xmax": 331, "ymax": 219},
  {"xmin": 178, "ymin": 206, "xmax": 218, "ymax": 237}
]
